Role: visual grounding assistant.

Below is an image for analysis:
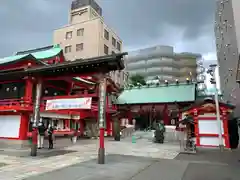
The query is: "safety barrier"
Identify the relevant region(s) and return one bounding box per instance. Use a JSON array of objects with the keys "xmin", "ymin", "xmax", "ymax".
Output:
[
  {"xmin": 164, "ymin": 126, "xmax": 181, "ymax": 142},
  {"xmin": 121, "ymin": 125, "xmax": 135, "ymax": 138}
]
